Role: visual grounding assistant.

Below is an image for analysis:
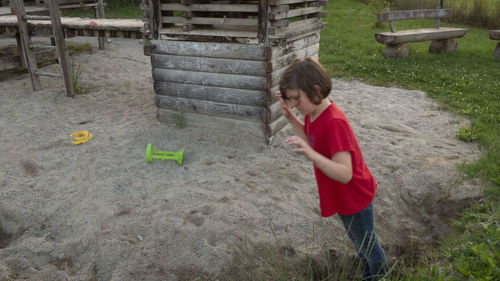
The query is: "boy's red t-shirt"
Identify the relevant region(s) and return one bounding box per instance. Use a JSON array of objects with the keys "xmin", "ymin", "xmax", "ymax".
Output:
[{"xmin": 304, "ymin": 102, "xmax": 377, "ymax": 217}]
